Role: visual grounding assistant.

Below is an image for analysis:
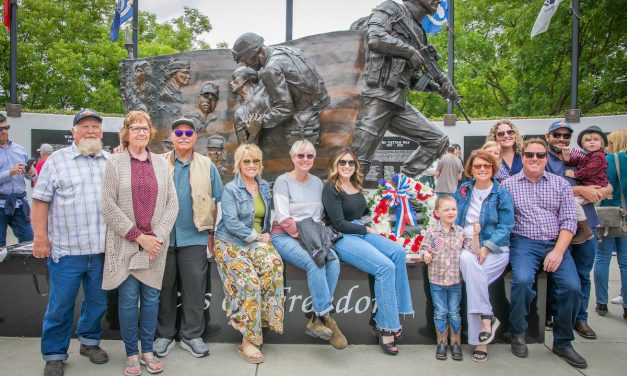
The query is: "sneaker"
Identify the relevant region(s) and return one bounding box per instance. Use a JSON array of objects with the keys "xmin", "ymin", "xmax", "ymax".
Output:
[
  {"xmin": 180, "ymin": 337, "xmax": 209, "ymax": 358},
  {"xmin": 153, "ymin": 338, "xmax": 176, "ymax": 358},
  {"xmin": 610, "ymin": 295, "xmax": 623, "ymax": 305}
]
